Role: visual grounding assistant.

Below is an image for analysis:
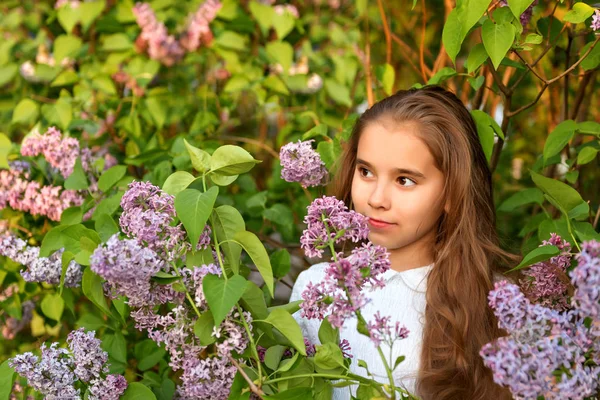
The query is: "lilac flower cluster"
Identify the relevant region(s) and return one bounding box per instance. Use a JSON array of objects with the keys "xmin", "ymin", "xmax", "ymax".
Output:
[
  {"xmin": 367, "ymin": 311, "xmax": 410, "ymax": 347},
  {"xmin": 0, "ymin": 233, "xmax": 83, "ymax": 287},
  {"xmin": 133, "ymin": 1, "xmax": 221, "ymax": 66},
  {"xmin": 21, "ymin": 127, "xmax": 80, "ymax": 178},
  {"xmin": 0, "ymin": 168, "xmax": 84, "ymax": 221},
  {"xmin": 481, "ymin": 240, "xmax": 600, "ymax": 399},
  {"xmin": 2, "ymin": 300, "xmax": 34, "ymax": 340},
  {"xmin": 300, "ymin": 196, "xmax": 368, "ymax": 258},
  {"xmin": 592, "ymin": 9, "xmax": 600, "ymax": 31},
  {"xmin": 130, "ymin": 264, "xmax": 252, "ymax": 398},
  {"xmin": 9, "ymin": 329, "xmax": 127, "ymax": 400},
  {"xmin": 279, "ymin": 140, "xmax": 329, "ymax": 188},
  {"xmin": 90, "ymin": 234, "xmax": 173, "ymax": 307},
  {"xmin": 119, "ymin": 181, "xmax": 209, "ymax": 260},
  {"xmin": 520, "ymin": 233, "xmax": 572, "ymax": 310}
]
